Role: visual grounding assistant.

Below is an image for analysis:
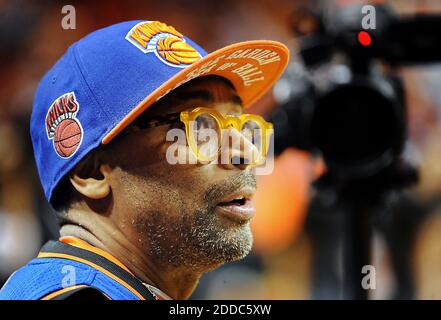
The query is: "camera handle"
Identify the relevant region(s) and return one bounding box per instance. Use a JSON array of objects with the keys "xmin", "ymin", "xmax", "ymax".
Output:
[{"xmin": 312, "ymin": 159, "xmax": 418, "ymax": 299}]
